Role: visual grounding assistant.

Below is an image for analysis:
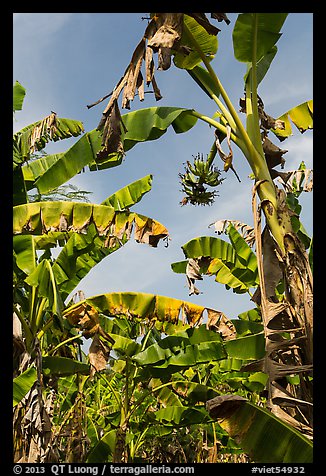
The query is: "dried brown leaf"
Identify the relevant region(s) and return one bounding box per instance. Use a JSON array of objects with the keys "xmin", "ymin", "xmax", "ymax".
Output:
[
  {"xmin": 89, "ymin": 333, "xmax": 111, "ymax": 377},
  {"xmin": 206, "ymin": 309, "xmax": 237, "ymax": 340},
  {"xmin": 211, "ymin": 13, "xmax": 230, "ymax": 25},
  {"xmin": 262, "ymin": 136, "xmax": 288, "ymax": 170},
  {"xmin": 147, "ymin": 13, "xmax": 184, "ymax": 70},
  {"xmin": 209, "ymin": 219, "xmax": 255, "ymax": 247},
  {"xmin": 262, "ymin": 227, "xmax": 283, "ymax": 299},
  {"xmin": 206, "ymin": 394, "xmax": 246, "ymax": 420}
]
